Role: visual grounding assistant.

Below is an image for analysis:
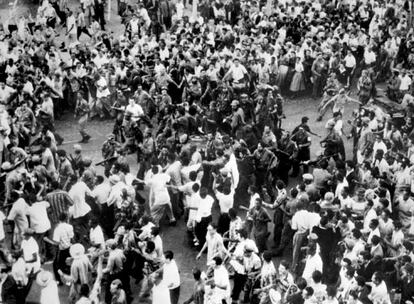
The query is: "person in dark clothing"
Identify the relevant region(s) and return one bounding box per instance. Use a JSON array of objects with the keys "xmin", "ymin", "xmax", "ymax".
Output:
[
  {"xmin": 286, "ymin": 276, "xmax": 307, "ymax": 304},
  {"xmin": 398, "ymin": 263, "xmax": 414, "ymax": 304},
  {"xmin": 312, "ymin": 216, "xmax": 341, "ymax": 278},
  {"xmin": 357, "ymin": 253, "xmax": 383, "ymax": 282}
]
